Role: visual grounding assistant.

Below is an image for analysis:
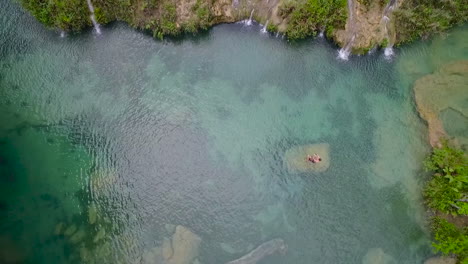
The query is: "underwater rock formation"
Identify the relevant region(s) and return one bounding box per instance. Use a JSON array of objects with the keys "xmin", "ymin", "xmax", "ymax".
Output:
[
  {"xmin": 142, "ymin": 225, "xmax": 201, "ymax": 264},
  {"xmin": 284, "ymin": 143, "xmax": 330, "ymax": 173},
  {"xmin": 413, "ymin": 60, "xmax": 468, "ymax": 147},
  {"xmin": 167, "ymin": 225, "xmax": 202, "ymax": 264},
  {"xmin": 225, "ymin": 238, "xmax": 287, "ymax": 264}
]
